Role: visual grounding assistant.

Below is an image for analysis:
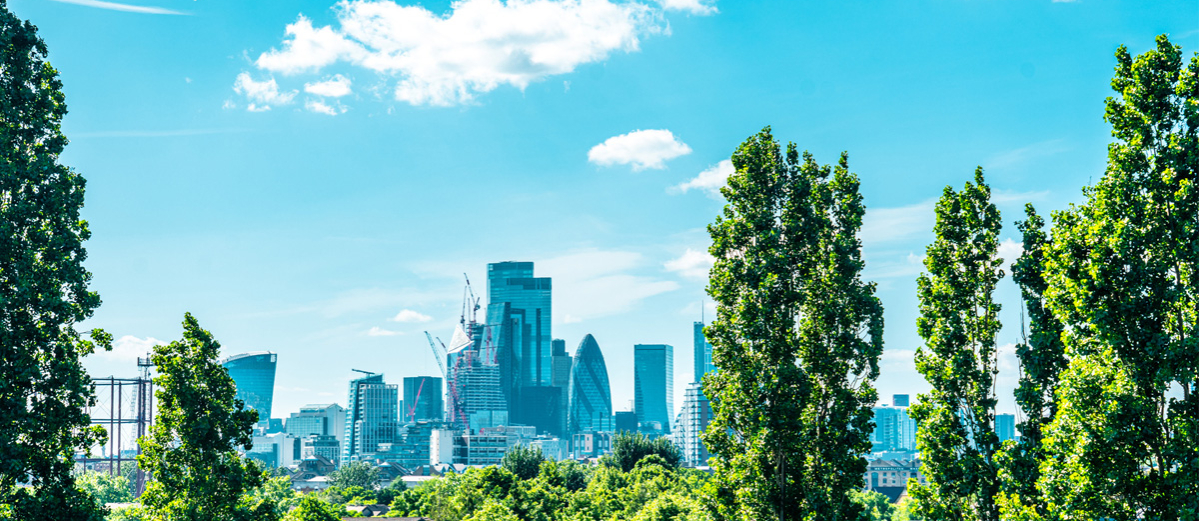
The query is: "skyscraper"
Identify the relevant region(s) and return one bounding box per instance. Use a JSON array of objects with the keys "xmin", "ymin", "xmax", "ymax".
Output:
[
  {"xmin": 220, "ymin": 352, "xmax": 277, "ymax": 425},
  {"xmin": 402, "ymin": 376, "xmax": 443, "ymax": 423},
  {"xmin": 567, "ymin": 334, "xmax": 613, "ymax": 434},
  {"xmin": 634, "ymin": 344, "xmax": 673, "ymax": 434},
  {"xmin": 996, "ymin": 413, "xmax": 1016, "ymax": 443},
  {"xmin": 871, "ymin": 405, "xmax": 917, "ymax": 452},
  {"xmin": 692, "ymin": 322, "xmax": 713, "ymax": 383},
  {"xmin": 487, "ymin": 261, "xmax": 552, "ymax": 428},
  {"xmin": 285, "ymin": 403, "xmax": 346, "ymax": 445},
  {"xmin": 343, "ymin": 372, "xmax": 398, "ymax": 463}
]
